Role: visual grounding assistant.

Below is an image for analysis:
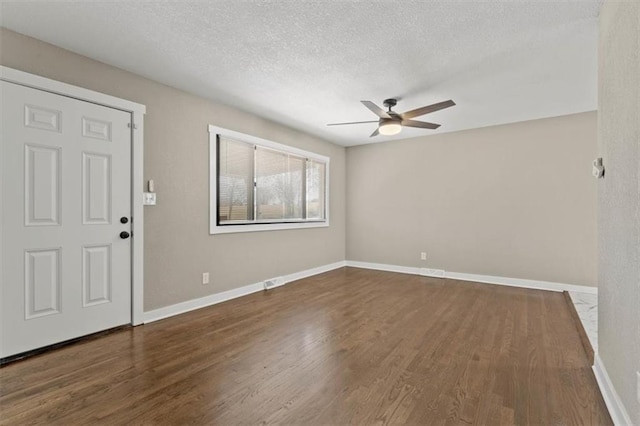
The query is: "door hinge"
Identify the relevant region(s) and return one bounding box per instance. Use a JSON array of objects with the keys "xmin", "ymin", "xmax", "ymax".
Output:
[{"xmin": 127, "ymin": 122, "xmax": 138, "ymax": 130}]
